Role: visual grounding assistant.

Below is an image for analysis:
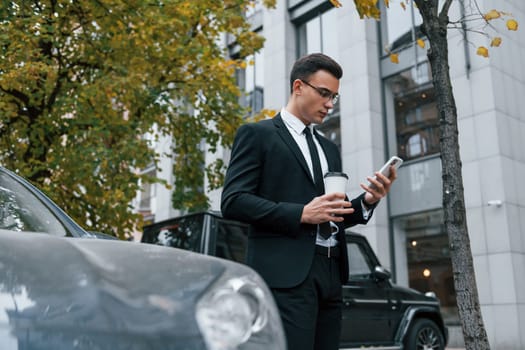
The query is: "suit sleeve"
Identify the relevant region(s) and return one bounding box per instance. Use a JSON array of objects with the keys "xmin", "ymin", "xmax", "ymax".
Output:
[
  {"xmin": 221, "ymin": 124, "xmax": 304, "ymax": 236},
  {"xmin": 342, "ymin": 192, "xmax": 374, "ymax": 229}
]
